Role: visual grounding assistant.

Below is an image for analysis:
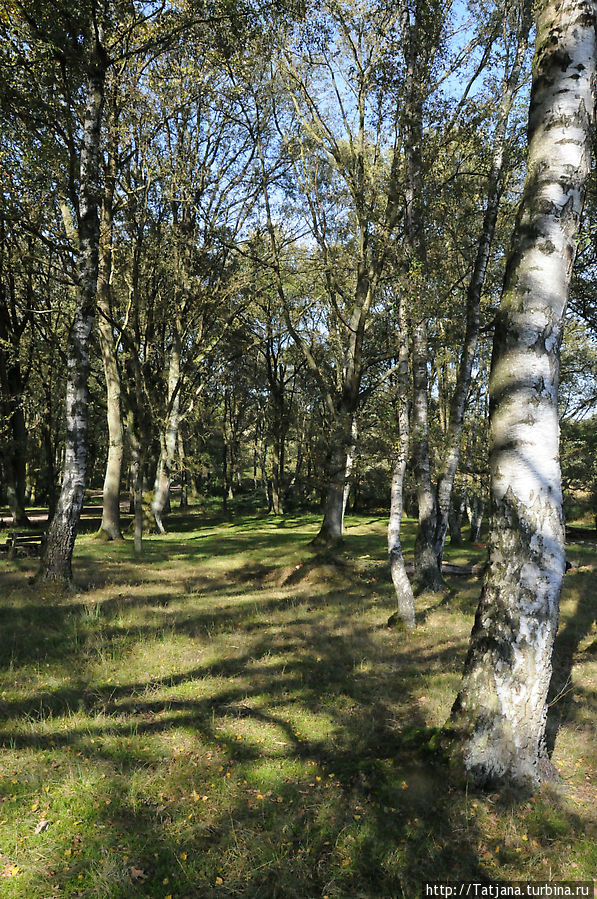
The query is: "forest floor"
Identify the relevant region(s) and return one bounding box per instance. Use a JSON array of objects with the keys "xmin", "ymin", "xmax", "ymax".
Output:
[{"xmin": 0, "ymin": 510, "xmax": 595, "ymax": 898}]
